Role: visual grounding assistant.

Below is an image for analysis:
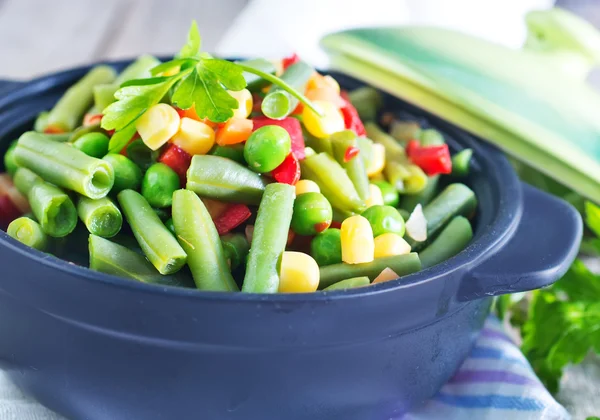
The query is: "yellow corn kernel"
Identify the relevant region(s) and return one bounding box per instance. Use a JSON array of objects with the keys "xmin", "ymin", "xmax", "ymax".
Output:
[
  {"xmin": 365, "ymin": 184, "xmax": 384, "ymax": 208},
  {"xmin": 366, "ymin": 143, "xmax": 386, "ymax": 177},
  {"xmin": 341, "ymin": 215, "xmax": 374, "ymax": 264},
  {"xmin": 372, "ymin": 267, "xmax": 400, "ymax": 284},
  {"xmin": 228, "ymin": 89, "xmax": 253, "ymax": 119},
  {"xmin": 374, "ymin": 233, "xmax": 411, "ymax": 258},
  {"xmin": 171, "ymin": 117, "xmax": 215, "ymax": 156},
  {"xmin": 295, "ymin": 179, "xmax": 320, "ymax": 195},
  {"xmin": 135, "ymin": 104, "xmax": 180, "ymax": 150},
  {"xmin": 302, "ymin": 100, "xmax": 345, "ymax": 139},
  {"xmin": 278, "ymin": 251, "xmax": 320, "ymax": 293}
]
